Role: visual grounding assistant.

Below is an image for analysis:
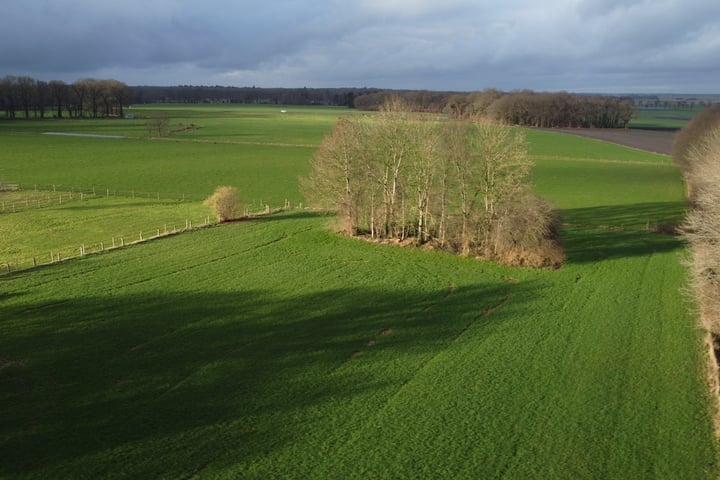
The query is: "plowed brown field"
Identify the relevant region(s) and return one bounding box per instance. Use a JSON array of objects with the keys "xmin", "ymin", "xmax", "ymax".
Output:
[{"xmin": 548, "ymin": 128, "xmax": 676, "ymax": 155}]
